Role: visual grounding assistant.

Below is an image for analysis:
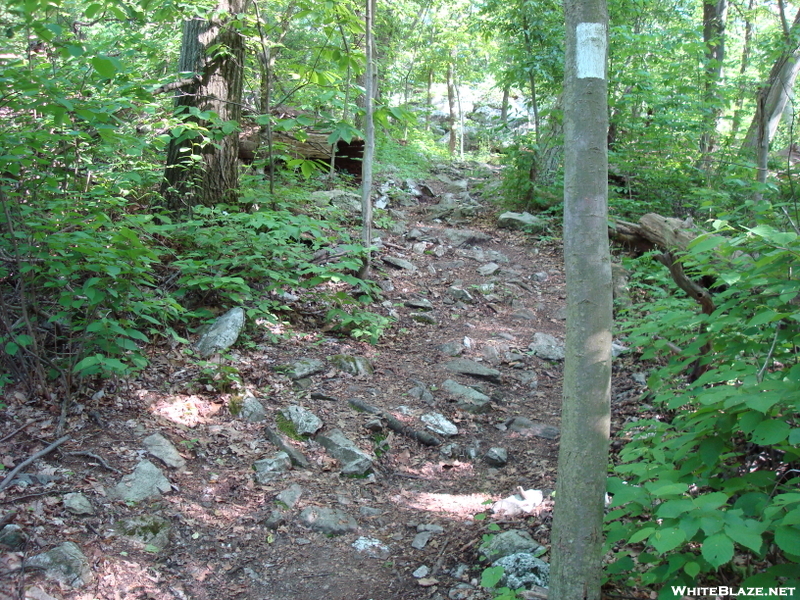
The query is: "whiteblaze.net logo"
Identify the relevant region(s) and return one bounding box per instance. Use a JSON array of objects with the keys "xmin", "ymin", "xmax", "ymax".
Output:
[{"xmin": 671, "ymin": 587, "xmax": 797, "ymax": 597}]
